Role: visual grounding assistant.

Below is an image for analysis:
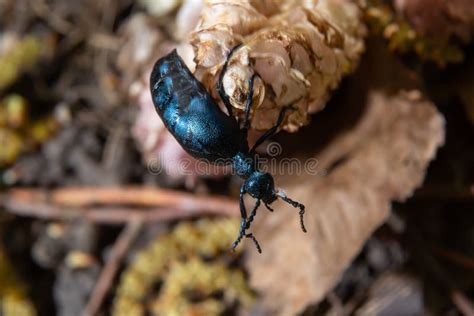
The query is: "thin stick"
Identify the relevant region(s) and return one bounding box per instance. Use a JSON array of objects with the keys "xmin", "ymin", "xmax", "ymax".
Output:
[
  {"xmin": 451, "ymin": 290, "xmax": 474, "ymax": 316},
  {"xmin": 6, "ymin": 186, "xmax": 237, "ymax": 211},
  {"xmin": 408, "ymin": 230, "xmax": 474, "ymax": 316},
  {"xmin": 2, "ymin": 187, "xmax": 239, "ymax": 224},
  {"xmin": 82, "ymin": 220, "xmax": 143, "ymax": 316},
  {"xmin": 433, "ymin": 246, "xmax": 474, "ymax": 270}
]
